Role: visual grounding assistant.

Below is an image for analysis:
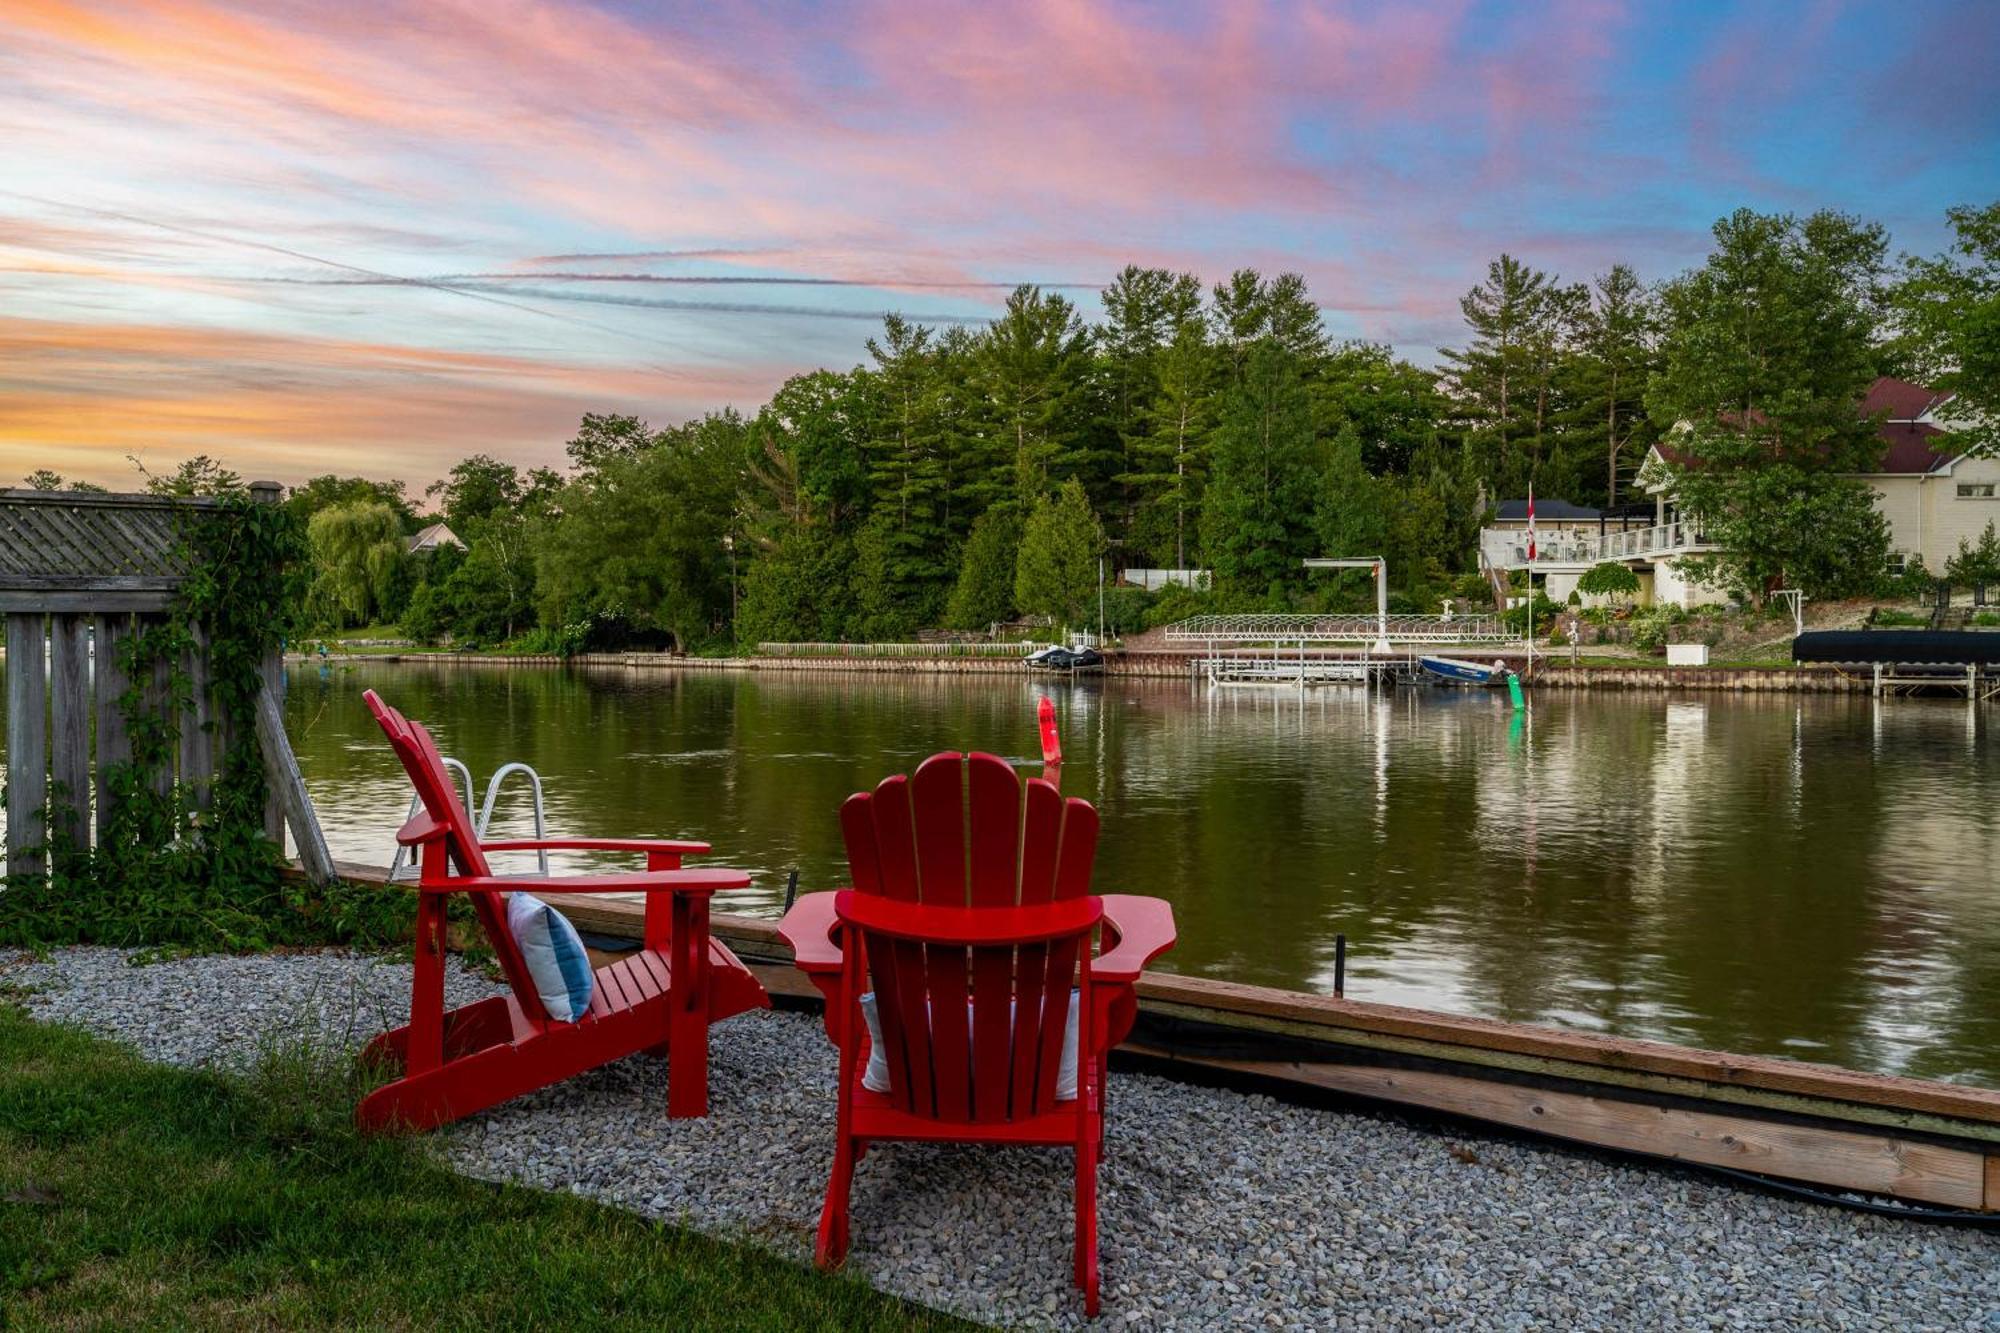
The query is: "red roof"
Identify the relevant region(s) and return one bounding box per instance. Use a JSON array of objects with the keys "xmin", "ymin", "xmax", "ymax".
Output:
[
  {"xmin": 1873, "ymin": 421, "xmax": 1952, "ymax": 475},
  {"xmin": 1651, "ymin": 377, "xmax": 1960, "ymax": 475},
  {"xmin": 1861, "ymin": 376, "xmax": 1953, "ymax": 422}
]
